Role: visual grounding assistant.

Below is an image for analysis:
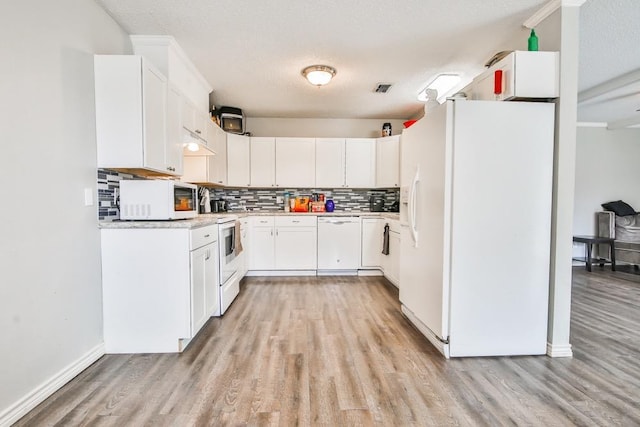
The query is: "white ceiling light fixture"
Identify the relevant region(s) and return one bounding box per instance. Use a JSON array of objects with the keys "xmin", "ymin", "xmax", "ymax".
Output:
[
  {"xmin": 418, "ymin": 73, "xmax": 462, "ymax": 103},
  {"xmin": 302, "ymin": 65, "xmax": 337, "ymax": 86}
]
